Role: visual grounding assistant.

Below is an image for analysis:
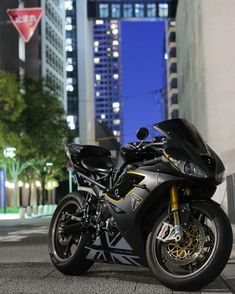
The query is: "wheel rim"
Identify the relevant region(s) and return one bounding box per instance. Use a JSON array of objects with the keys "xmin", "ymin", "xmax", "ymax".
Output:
[
  {"xmin": 52, "ymin": 200, "xmax": 83, "ymax": 262},
  {"xmin": 152, "ymin": 208, "xmax": 217, "ymax": 277}
]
